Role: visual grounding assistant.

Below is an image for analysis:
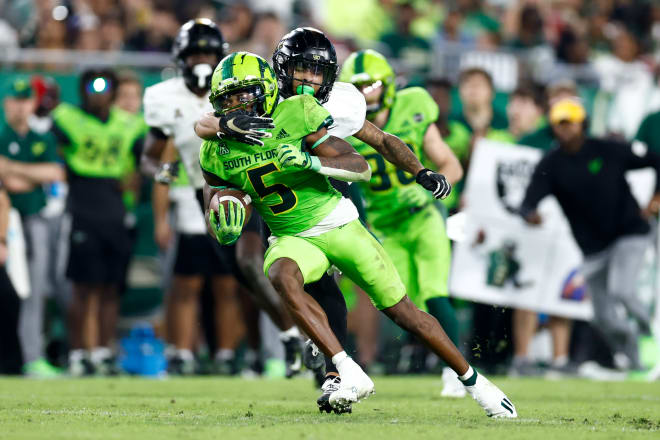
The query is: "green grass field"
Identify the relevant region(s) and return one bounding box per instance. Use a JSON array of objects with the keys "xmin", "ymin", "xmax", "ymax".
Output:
[{"xmin": 1, "ymin": 376, "xmax": 659, "ymax": 439}]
